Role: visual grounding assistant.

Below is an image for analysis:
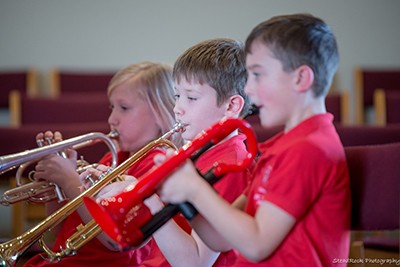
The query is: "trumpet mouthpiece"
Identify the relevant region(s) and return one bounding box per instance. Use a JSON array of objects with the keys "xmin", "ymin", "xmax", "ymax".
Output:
[
  {"xmin": 108, "ymin": 130, "xmax": 119, "ymax": 139},
  {"xmin": 239, "ymin": 104, "xmax": 259, "ymax": 119},
  {"xmin": 246, "ymin": 104, "xmax": 259, "ymax": 117},
  {"xmin": 174, "ymin": 121, "xmax": 187, "ymax": 133}
]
